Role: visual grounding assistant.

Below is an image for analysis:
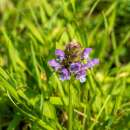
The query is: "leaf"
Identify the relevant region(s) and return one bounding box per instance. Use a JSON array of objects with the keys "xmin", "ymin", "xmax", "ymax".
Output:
[
  {"xmin": 7, "ymin": 113, "xmax": 21, "ymax": 130},
  {"xmin": 24, "ymin": 20, "xmax": 44, "ymax": 44},
  {"xmin": 43, "ymin": 101, "xmax": 56, "ymax": 120}
]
